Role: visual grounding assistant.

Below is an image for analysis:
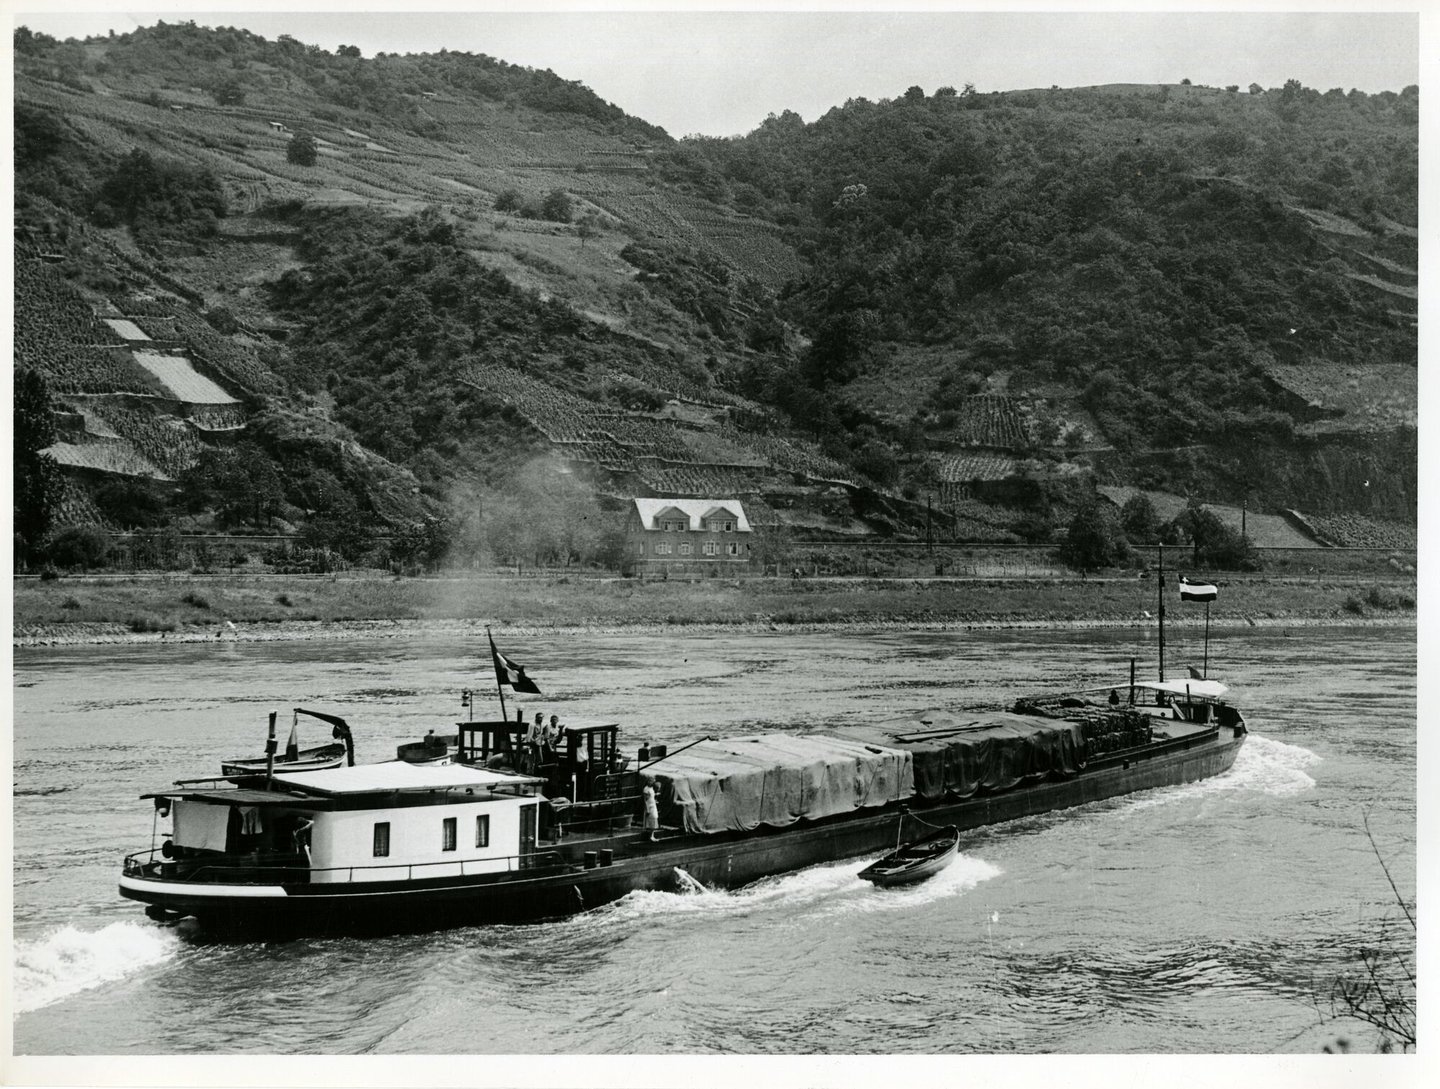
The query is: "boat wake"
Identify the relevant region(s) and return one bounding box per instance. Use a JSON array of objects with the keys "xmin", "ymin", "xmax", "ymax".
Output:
[
  {"xmin": 11, "ymin": 921, "xmax": 182, "ymax": 1015},
  {"xmin": 1123, "ymin": 734, "xmax": 1319, "ymax": 815},
  {"xmin": 605, "ymin": 855, "xmax": 1001, "ymax": 922}
]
